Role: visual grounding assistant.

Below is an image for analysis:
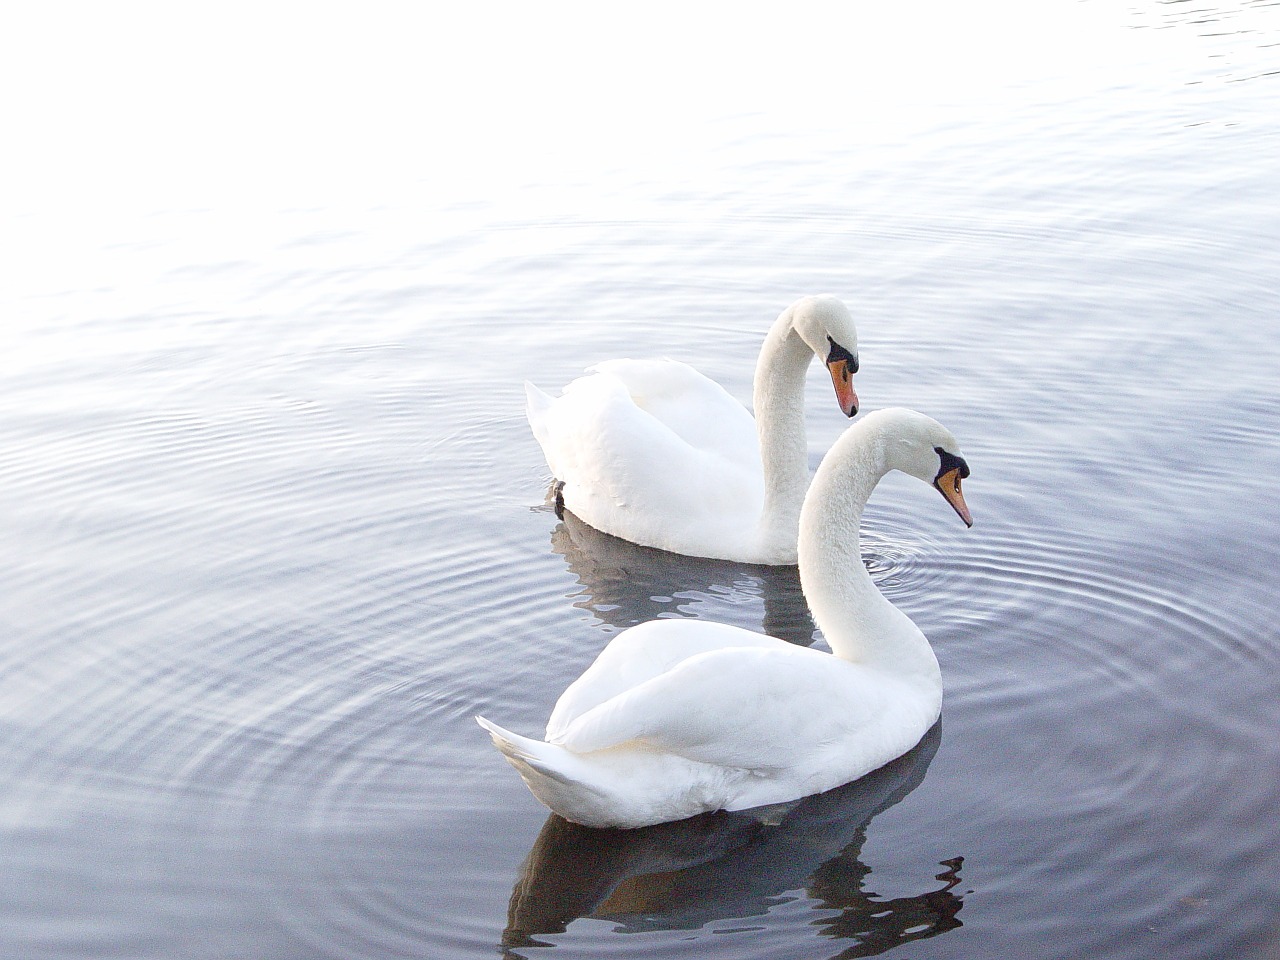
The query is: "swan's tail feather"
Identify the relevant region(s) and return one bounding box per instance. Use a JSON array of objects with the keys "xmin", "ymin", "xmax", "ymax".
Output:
[
  {"xmin": 476, "ymin": 715, "xmax": 616, "ymax": 825},
  {"xmin": 523, "ymin": 381, "xmax": 559, "ymax": 476},
  {"xmin": 523, "ymin": 380, "xmax": 552, "ymax": 418},
  {"xmin": 476, "ymin": 715, "xmax": 571, "ymax": 783}
]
